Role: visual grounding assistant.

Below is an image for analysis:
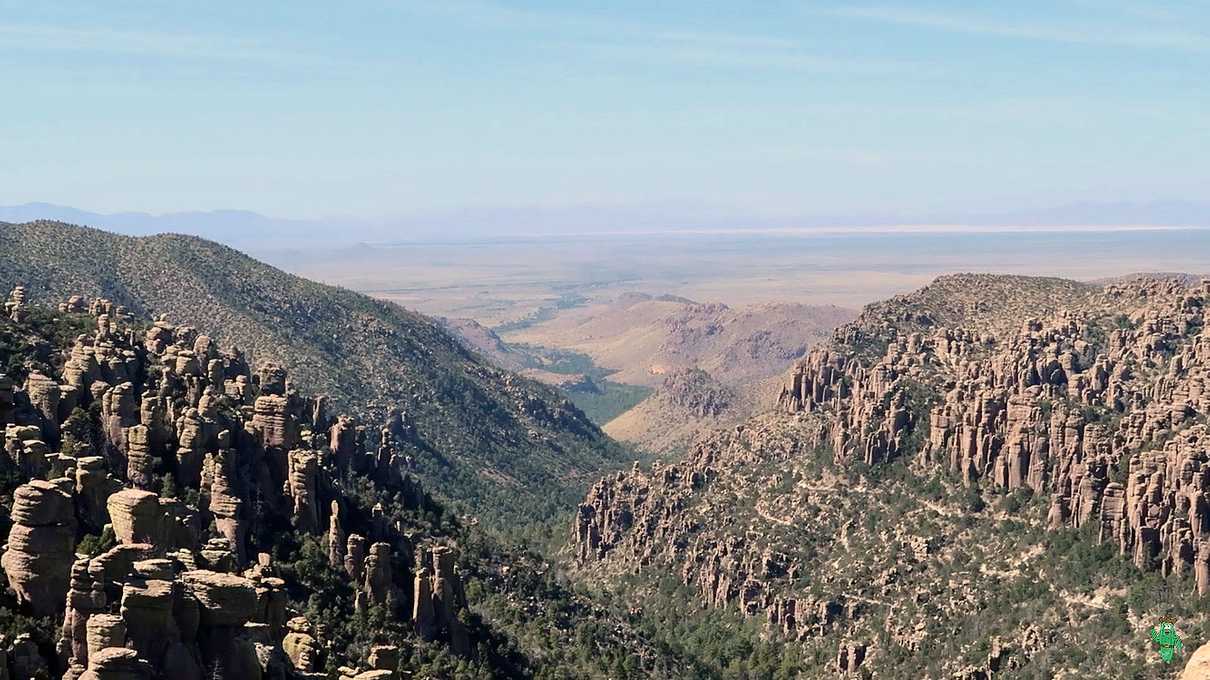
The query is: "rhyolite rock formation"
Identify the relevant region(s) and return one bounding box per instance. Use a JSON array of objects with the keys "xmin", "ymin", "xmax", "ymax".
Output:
[
  {"xmin": 573, "ymin": 274, "xmax": 1210, "ymax": 677},
  {"xmin": 0, "ymin": 291, "xmax": 476, "ymax": 679},
  {"xmin": 775, "ymin": 276, "xmax": 1210, "ymax": 586},
  {"xmin": 2, "ymin": 479, "xmax": 77, "ymax": 616}
]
